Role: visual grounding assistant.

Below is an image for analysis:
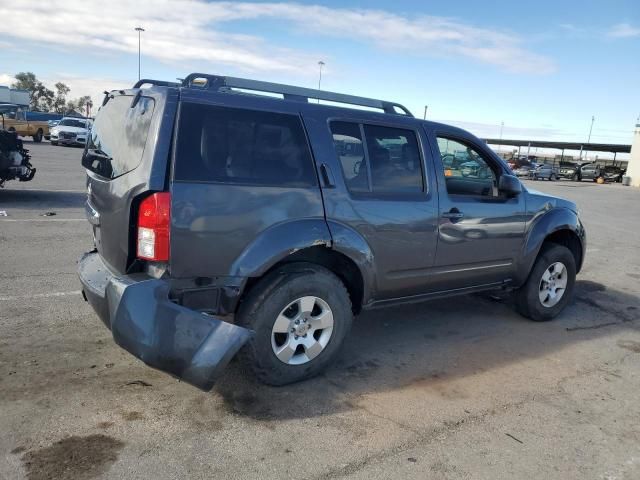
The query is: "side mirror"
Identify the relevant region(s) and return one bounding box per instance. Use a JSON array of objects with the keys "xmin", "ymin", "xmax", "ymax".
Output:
[{"xmin": 498, "ymin": 174, "xmax": 522, "ymax": 196}]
